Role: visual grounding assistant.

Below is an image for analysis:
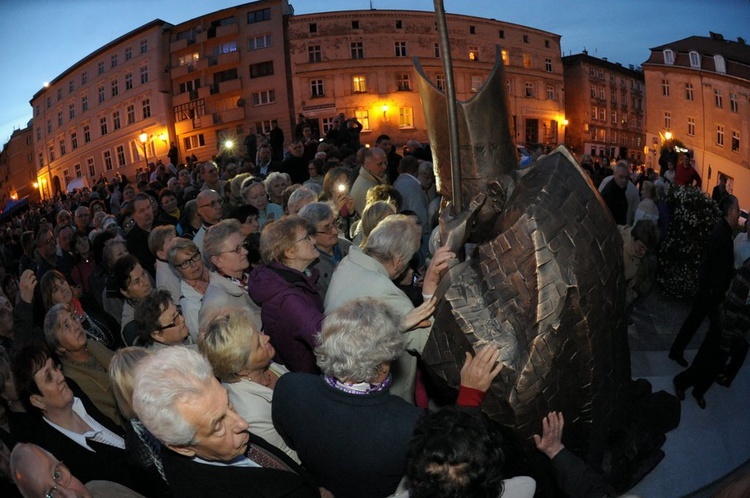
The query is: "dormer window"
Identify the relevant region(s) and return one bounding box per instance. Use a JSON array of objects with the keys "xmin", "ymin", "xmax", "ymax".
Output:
[
  {"xmin": 689, "ymin": 51, "xmax": 701, "ymax": 69},
  {"xmin": 714, "ymin": 54, "xmax": 726, "ymax": 73},
  {"xmin": 663, "ymin": 49, "xmax": 674, "ymax": 65}
]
